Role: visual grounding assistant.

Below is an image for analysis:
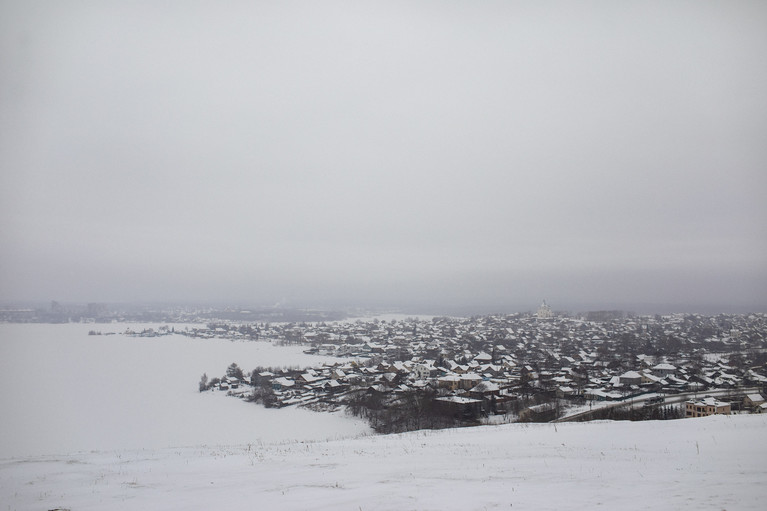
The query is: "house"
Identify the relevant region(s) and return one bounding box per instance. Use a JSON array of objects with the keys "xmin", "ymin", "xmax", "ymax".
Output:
[
  {"xmin": 272, "ymin": 377, "xmax": 295, "ymax": 391},
  {"xmin": 474, "ymin": 352, "xmax": 493, "ymax": 364},
  {"xmin": 743, "ymin": 393, "xmax": 766, "ymax": 411},
  {"xmin": 223, "ymin": 376, "xmax": 240, "ymax": 389},
  {"xmin": 367, "ymin": 384, "xmax": 390, "ymax": 395},
  {"xmin": 468, "ymin": 381, "xmax": 500, "ymax": 399},
  {"xmin": 437, "ymin": 375, "xmax": 461, "ymax": 391},
  {"xmin": 652, "ymin": 363, "xmax": 676, "ymax": 377},
  {"xmin": 380, "ymin": 372, "xmax": 400, "ymax": 386},
  {"xmin": 410, "ymin": 363, "xmax": 432, "ymax": 380},
  {"xmin": 435, "ymin": 396, "xmax": 483, "ymax": 419},
  {"xmin": 321, "ymin": 380, "xmax": 346, "ymax": 393},
  {"xmin": 618, "ymin": 371, "xmax": 643, "ymax": 386},
  {"xmin": 460, "ymin": 373, "xmax": 483, "ymax": 390},
  {"xmin": 685, "ymin": 397, "xmax": 731, "ymax": 418},
  {"xmin": 640, "ymin": 371, "xmax": 666, "ymax": 391},
  {"xmin": 296, "ymin": 373, "xmax": 320, "ymax": 385},
  {"xmin": 448, "ymin": 361, "xmax": 469, "ymax": 374}
]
